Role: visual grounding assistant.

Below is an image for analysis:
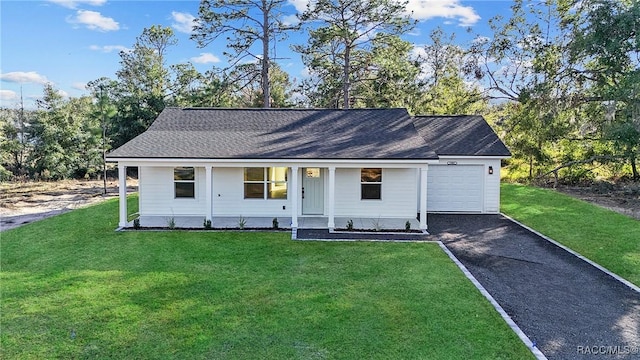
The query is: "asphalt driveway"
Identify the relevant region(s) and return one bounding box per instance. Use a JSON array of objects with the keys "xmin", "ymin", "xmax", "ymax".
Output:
[{"xmin": 430, "ymin": 214, "xmax": 640, "ymax": 360}]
